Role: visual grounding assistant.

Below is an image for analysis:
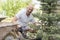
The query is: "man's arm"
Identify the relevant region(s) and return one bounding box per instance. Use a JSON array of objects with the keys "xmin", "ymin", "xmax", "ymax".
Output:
[
  {"xmin": 12, "ymin": 9, "xmax": 22, "ymax": 24},
  {"xmin": 12, "ymin": 16, "xmax": 22, "ymax": 28},
  {"xmin": 29, "ymin": 18, "xmax": 40, "ymax": 26},
  {"xmin": 12, "ymin": 16, "xmax": 18, "ymax": 24}
]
